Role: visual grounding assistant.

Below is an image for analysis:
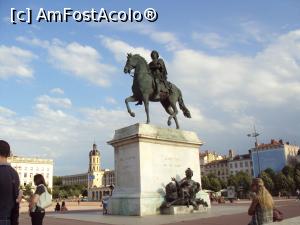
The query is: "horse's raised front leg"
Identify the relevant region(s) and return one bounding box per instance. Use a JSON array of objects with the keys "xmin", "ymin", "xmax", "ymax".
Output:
[
  {"xmin": 125, "ymin": 96, "xmax": 137, "ymax": 117},
  {"xmin": 169, "ymin": 101, "xmax": 180, "ymax": 129},
  {"xmin": 143, "ymin": 96, "xmax": 150, "ymax": 124}
]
